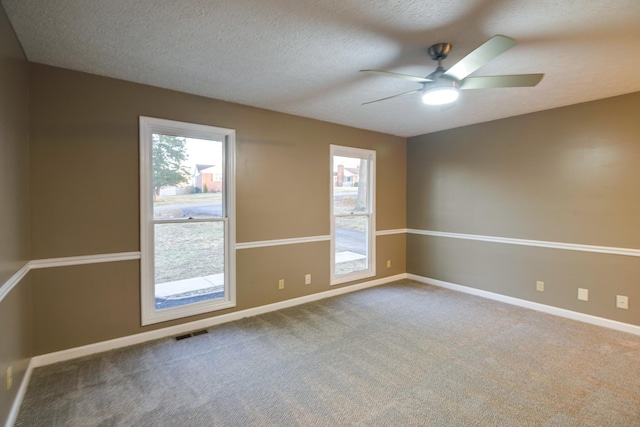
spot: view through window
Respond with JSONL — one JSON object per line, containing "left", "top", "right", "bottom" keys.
{"left": 152, "top": 135, "right": 225, "bottom": 309}
{"left": 331, "top": 145, "right": 376, "bottom": 284}
{"left": 140, "top": 117, "right": 235, "bottom": 325}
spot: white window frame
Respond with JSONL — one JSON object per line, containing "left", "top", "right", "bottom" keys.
{"left": 330, "top": 145, "right": 376, "bottom": 285}
{"left": 139, "top": 116, "right": 236, "bottom": 325}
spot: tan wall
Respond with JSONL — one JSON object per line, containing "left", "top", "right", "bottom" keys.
{"left": 0, "top": 4, "right": 32, "bottom": 423}
{"left": 28, "top": 64, "right": 407, "bottom": 354}
{"left": 0, "top": 275, "right": 32, "bottom": 423}
{"left": 407, "top": 92, "right": 640, "bottom": 325}
{"left": 0, "top": 6, "right": 29, "bottom": 286}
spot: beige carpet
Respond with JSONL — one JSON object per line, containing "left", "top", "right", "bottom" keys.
{"left": 16, "top": 280, "right": 640, "bottom": 426}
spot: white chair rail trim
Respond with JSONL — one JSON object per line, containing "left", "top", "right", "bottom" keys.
{"left": 0, "top": 229, "right": 406, "bottom": 304}
{"left": 408, "top": 229, "right": 640, "bottom": 257}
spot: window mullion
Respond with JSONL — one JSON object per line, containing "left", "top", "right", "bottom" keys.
{"left": 334, "top": 213, "right": 370, "bottom": 218}
{"left": 152, "top": 218, "right": 227, "bottom": 225}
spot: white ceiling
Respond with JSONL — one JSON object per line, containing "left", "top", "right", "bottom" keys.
{"left": 3, "top": 0, "right": 640, "bottom": 137}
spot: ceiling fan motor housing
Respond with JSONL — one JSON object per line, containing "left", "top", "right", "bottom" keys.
{"left": 427, "top": 42, "right": 452, "bottom": 61}
{"left": 424, "top": 76, "right": 459, "bottom": 91}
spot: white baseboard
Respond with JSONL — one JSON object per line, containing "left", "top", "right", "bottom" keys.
{"left": 4, "top": 359, "right": 34, "bottom": 427}
{"left": 13, "top": 272, "right": 640, "bottom": 426}
{"left": 407, "top": 274, "right": 640, "bottom": 336}
{"left": 31, "top": 273, "right": 407, "bottom": 368}
{"left": 31, "top": 271, "right": 640, "bottom": 368}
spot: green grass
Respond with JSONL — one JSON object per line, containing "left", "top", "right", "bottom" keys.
{"left": 333, "top": 186, "right": 368, "bottom": 219}
{"left": 154, "top": 222, "right": 225, "bottom": 283}
{"left": 153, "top": 187, "right": 367, "bottom": 283}
{"left": 335, "top": 215, "right": 368, "bottom": 234}
{"left": 154, "top": 193, "right": 225, "bottom": 283}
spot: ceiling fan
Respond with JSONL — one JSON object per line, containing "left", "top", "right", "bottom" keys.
{"left": 360, "top": 35, "right": 543, "bottom": 106}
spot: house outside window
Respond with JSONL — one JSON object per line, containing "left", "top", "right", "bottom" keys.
{"left": 139, "top": 117, "right": 236, "bottom": 325}
{"left": 330, "top": 145, "right": 376, "bottom": 285}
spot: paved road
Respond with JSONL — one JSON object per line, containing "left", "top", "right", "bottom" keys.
{"left": 156, "top": 291, "right": 225, "bottom": 310}
{"left": 335, "top": 227, "right": 366, "bottom": 255}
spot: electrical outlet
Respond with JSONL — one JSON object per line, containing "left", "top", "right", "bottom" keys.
{"left": 6, "top": 366, "right": 12, "bottom": 391}
{"left": 278, "top": 279, "right": 284, "bottom": 290}
{"left": 616, "top": 295, "right": 629, "bottom": 310}
{"left": 386, "top": 260, "right": 391, "bottom": 268}
{"left": 305, "top": 274, "right": 311, "bottom": 285}
{"left": 578, "top": 288, "right": 589, "bottom": 301}
{"left": 536, "top": 281, "right": 544, "bottom": 292}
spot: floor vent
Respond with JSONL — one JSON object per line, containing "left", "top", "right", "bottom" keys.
{"left": 175, "top": 330, "right": 208, "bottom": 341}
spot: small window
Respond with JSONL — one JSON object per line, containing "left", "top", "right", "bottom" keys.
{"left": 140, "top": 117, "right": 235, "bottom": 325}
{"left": 330, "top": 145, "right": 376, "bottom": 284}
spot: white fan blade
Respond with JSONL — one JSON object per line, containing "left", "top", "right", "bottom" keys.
{"left": 362, "top": 89, "right": 422, "bottom": 105}
{"left": 460, "top": 74, "right": 544, "bottom": 89}
{"left": 360, "top": 69, "right": 432, "bottom": 83}
{"left": 444, "top": 35, "right": 517, "bottom": 81}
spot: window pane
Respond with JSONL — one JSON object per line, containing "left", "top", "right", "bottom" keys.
{"left": 333, "top": 155, "right": 368, "bottom": 214}
{"left": 154, "top": 221, "right": 225, "bottom": 310}
{"left": 153, "top": 135, "right": 224, "bottom": 220}
{"left": 335, "top": 215, "right": 369, "bottom": 276}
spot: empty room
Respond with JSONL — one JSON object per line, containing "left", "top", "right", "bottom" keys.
{"left": 1, "top": 0, "right": 639, "bottom": 425}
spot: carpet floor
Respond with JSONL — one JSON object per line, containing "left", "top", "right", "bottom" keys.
{"left": 16, "top": 280, "right": 640, "bottom": 426}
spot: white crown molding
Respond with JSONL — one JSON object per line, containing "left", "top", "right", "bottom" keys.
{"left": 407, "top": 229, "right": 640, "bottom": 257}
{"left": 407, "top": 274, "right": 640, "bottom": 336}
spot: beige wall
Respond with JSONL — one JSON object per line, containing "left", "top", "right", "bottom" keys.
{"left": 0, "top": 6, "right": 29, "bottom": 286}
{"left": 6, "top": 17, "right": 638, "bottom": 421}
{"left": 407, "top": 92, "right": 640, "bottom": 325}
{"left": 28, "top": 64, "right": 407, "bottom": 354}
{"left": 0, "top": 4, "right": 32, "bottom": 423}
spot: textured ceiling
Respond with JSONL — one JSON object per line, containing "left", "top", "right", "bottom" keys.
{"left": 3, "top": 0, "right": 640, "bottom": 137}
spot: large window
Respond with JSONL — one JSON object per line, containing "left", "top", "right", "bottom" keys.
{"left": 330, "top": 145, "right": 376, "bottom": 285}
{"left": 140, "top": 117, "right": 235, "bottom": 325}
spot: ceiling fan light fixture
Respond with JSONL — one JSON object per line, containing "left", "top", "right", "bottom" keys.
{"left": 422, "top": 84, "right": 459, "bottom": 105}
